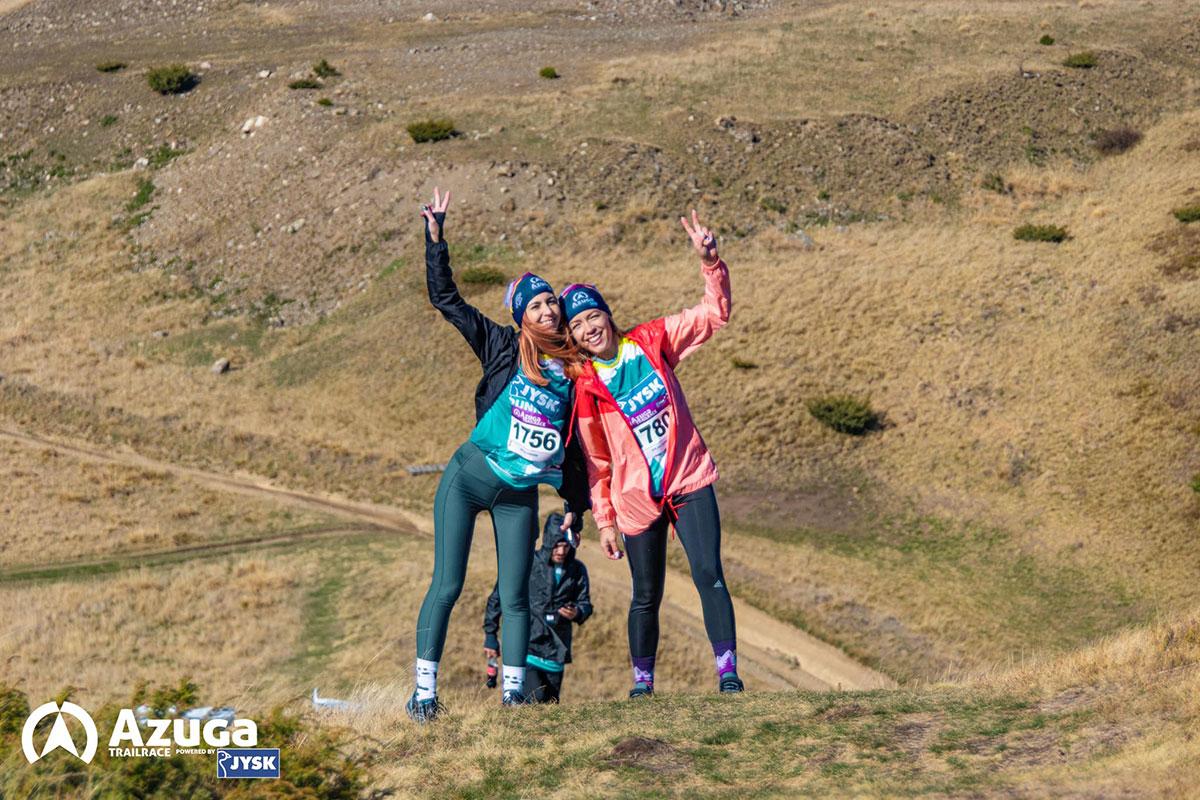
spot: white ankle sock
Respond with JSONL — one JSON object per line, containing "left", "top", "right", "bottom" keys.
{"left": 415, "top": 658, "right": 439, "bottom": 701}
{"left": 502, "top": 665, "right": 525, "bottom": 693}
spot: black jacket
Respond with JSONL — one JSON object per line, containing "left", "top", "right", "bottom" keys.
{"left": 483, "top": 513, "right": 593, "bottom": 665}
{"left": 424, "top": 212, "right": 588, "bottom": 522}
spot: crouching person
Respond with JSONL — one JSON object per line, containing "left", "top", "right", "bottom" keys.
{"left": 483, "top": 512, "right": 592, "bottom": 703}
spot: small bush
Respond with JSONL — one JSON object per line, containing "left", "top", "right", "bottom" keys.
{"left": 807, "top": 395, "right": 877, "bottom": 435}
{"left": 146, "top": 64, "right": 197, "bottom": 94}
{"left": 289, "top": 77, "right": 322, "bottom": 90}
{"left": 148, "top": 143, "right": 185, "bottom": 168}
{"left": 312, "top": 58, "right": 340, "bottom": 78}
{"left": 817, "top": 188, "right": 831, "bottom": 201}
{"left": 731, "top": 357, "right": 758, "bottom": 370}
{"left": 539, "top": 66, "right": 559, "bottom": 79}
{"left": 1173, "top": 205, "right": 1200, "bottom": 224}
{"left": 982, "top": 173, "right": 1010, "bottom": 194}
{"left": 1014, "top": 223, "right": 1069, "bottom": 243}
{"left": 126, "top": 178, "right": 154, "bottom": 212}
{"left": 1038, "top": 34, "right": 1055, "bottom": 46}
{"left": 100, "top": 114, "right": 119, "bottom": 127}
{"left": 1191, "top": 474, "right": 1200, "bottom": 495}
{"left": 461, "top": 266, "right": 507, "bottom": 286}
{"left": 96, "top": 60, "right": 127, "bottom": 72}
{"left": 759, "top": 196, "right": 787, "bottom": 214}
{"left": 317, "top": 97, "right": 333, "bottom": 106}
{"left": 1063, "top": 51, "right": 1097, "bottom": 69}
{"left": 407, "top": 118, "right": 456, "bottom": 143}
{"left": 1092, "top": 127, "right": 1142, "bottom": 156}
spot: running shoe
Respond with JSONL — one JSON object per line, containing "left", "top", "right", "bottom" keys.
{"left": 628, "top": 681, "right": 655, "bottom": 699}
{"left": 719, "top": 673, "right": 745, "bottom": 693}
{"left": 501, "top": 689, "right": 528, "bottom": 706}
{"left": 406, "top": 690, "right": 444, "bottom": 723}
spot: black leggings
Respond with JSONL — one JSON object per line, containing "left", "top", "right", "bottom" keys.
{"left": 524, "top": 667, "right": 564, "bottom": 703}
{"left": 624, "top": 484, "right": 736, "bottom": 660}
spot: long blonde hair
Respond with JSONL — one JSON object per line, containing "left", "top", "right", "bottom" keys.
{"left": 519, "top": 321, "right": 586, "bottom": 385}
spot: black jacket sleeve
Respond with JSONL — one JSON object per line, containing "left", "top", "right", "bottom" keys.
{"left": 482, "top": 582, "right": 502, "bottom": 650}
{"left": 425, "top": 211, "right": 509, "bottom": 366}
{"left": 571, "top": 563, "right": 592, "bottom": 625}
{"left": 556, "top": 425, "right": 591, "bottom": 533}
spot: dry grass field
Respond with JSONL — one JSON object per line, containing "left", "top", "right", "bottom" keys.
{"left": 2, "top": 0, "right": 1200, "bottom": 795}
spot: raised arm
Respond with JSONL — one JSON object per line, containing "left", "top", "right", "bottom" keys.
{"left": 662, "top": 209, "right": 731, "bottom": 367}
{"left": 422, "top": 188, "right": 508, "bottom": 365}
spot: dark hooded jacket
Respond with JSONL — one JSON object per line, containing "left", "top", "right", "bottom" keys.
{"left": 483, "top": 513, "right": 593, "bottom": 665}
{"left": 425, "top": 211, "right": 588, "bottom": 525}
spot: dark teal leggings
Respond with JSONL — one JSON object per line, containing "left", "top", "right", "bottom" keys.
{"left": 416, "top": 441, "right": 538, "bottom": 668}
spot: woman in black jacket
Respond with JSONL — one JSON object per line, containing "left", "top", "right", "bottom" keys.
{"left": 409, "top": 188, "right": 589, "bottom": 722}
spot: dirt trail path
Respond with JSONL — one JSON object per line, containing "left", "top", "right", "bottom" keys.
{"left": 0, "top": 426, "right": 895, "bottom": 691}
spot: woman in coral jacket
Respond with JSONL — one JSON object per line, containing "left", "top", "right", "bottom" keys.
{"left": 561, "top": 210, "right": 742, "bottom": 698}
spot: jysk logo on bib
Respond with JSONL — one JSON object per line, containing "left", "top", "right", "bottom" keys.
{"left": 218, "top": 748, "right": 280, "bottom": 779}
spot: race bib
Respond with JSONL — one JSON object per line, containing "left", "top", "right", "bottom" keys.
{"left": 621, "top": 373, "right": 672, "bottom": 463}
{"left": 507, "top": 405, "right": 561, "bottom": 463}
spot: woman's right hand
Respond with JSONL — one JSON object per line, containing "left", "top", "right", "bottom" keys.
{"left": 599, "top": 526, "right": 624, "bottom": 560}
{"left": 420, "top": 186, "right": 451, "bottom": 243}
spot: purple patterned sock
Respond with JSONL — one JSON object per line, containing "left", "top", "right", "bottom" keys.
{"left": 712, "top": 640, "right": 737, "bottom": 676}
{"left": 632, "top": 656, "right": 655, "bottom": 687}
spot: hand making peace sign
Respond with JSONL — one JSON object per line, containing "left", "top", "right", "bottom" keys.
{"left": 680, "top": 208, "right": 719, "bottom": 267}
{"left": 420, "top": 186, "right": 452, "bottom": 243}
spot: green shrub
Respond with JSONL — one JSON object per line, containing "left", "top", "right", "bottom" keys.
{"left": 146, "top": 64, "right": 196, "bottom": 94}
{"left": 148, "top": 143, "right": 185, "bottom": 168}
{"left": 317, "top": 97, "right": 333, "bottom": 106}
{"left": 289, "top": 77, "right": 322, "bottom": 89}
{"left": 1191, "top": 474, "right": 1200, "bottom": 495}
{"left": 1173, "top": 205, "right": 1200, "bottom": 224}
{"left": 1092, "top": 127, "right": 1142, "bottom": 156}
{"left": 539, "top": 66, "right": 559, "bottom": 79}
{"left": 100, "top": 114, "right": 119, "bottom": 127}
{"left": 0, "top": 684, "right": 29, "bottom": 737}
{"left": 1013, "top": 223, "right": 1069, "bottom": 243}
{"left": 1063, "top": 51, "right": 1097, "bottom": 69}
{"left": 461, "top": 266, "right": 507, "bottom": 286}
{"left": 126, "top": 178, "right": 154, "bottom": 212}
{"left": 312, "top": 58, "right": 340, "bottom": 78}
{"left": 759, "top": 196, "right": 787, "bottom": 214}
{"left": 96, "top": 60, "right": 127, "bottom": 72}
{"left": 807, "top": 395, "right": 877, "bottom": 435}
{"left": 407, "top": 118, "right": 456, "bottom": 143}
{"left": 982, "top": 173, "right": 1010, "bottom": 194}
{"left": 817, "top": 188, "right": 831, "bottom": 201}
{"left": 1038, "top": 34, "right": 1055, "bottom": 46}
{"left": 731, "top": 357, "right": 758, "bottom": 370}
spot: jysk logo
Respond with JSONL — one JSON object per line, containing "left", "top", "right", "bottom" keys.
{"left": 22, "top": 702, "right": 98, "bottom": 764}
{"left": 217, "top": 748, "right": 280, "bottom": 779}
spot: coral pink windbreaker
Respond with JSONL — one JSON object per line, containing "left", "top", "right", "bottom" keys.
{"left": 572, "top": 258, "right": 731, "bottom": 535}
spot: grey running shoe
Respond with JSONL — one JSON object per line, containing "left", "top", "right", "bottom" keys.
{"left": 628, "top": 681, "right": 655, "bottom": 699}
{"left": 406, "top": 690, "right": 444, "bottom": 723}
{"left": 719, "top": 673, "right": 745, "bottom": 693}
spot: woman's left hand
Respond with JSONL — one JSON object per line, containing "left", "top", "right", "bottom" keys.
{"left": 680, "top": 208, "right": 719, "bottom": 267}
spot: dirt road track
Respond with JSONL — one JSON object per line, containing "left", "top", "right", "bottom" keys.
{"left": 0, "top": 426, "right": 895, "bottom": 691}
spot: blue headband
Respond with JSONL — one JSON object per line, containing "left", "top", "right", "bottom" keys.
{"left": 504, "top": 272, "right": 554, "bottom": 326}
{"left": 559, "top": 283, "right": 610, "bottom": 323}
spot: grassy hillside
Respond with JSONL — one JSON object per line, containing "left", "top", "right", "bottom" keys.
{"left": 2, "top": 0, "right": 1200, "bottom": 794}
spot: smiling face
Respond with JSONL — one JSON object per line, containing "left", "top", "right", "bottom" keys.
{"left": 522, "top": 291, "right": 562, "bottom": 330}
{"left": 568, "top": 308, "right": 617, "bottom": 359}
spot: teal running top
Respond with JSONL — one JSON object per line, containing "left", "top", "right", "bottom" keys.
{"left": 592, "top": 338, "right": 672, "bottom": 497}
{"left": 526, "top": 653, "right": 565, "bottom": 673}
{"left": 470, "top": 357, "right": 572, "bottom": 489}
